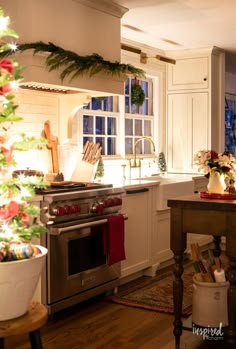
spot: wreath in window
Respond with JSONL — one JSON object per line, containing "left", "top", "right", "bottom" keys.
{"left": 131, "top": 83, "right": 145, "bottom": 107}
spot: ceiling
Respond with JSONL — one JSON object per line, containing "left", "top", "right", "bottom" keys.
{"left": 113, "top": 0, "right": 236, "bottom": 70}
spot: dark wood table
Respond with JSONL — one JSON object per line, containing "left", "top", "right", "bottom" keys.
{"left": 168, "top": 194, "right": 236, "bottom": 349}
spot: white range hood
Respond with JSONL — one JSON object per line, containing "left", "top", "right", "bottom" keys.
{"left": 16, "top": 51, "right": 127, "bottom": 97}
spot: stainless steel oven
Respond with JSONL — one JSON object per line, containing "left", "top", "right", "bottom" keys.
{"left": 38, "top": 183, "right": 125, "bottom": 315}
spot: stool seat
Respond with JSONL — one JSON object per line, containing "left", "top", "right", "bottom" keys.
{"left": 0, "top": 302, "right": 48, "bottom": 349}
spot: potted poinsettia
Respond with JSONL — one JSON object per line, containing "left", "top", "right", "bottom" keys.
{"left": 0, "top": 7, "right": 49, "bottom": 321}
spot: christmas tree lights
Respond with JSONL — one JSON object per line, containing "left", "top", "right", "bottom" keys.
{"left": 0, "top": 7, "right": 49, "bottom": 261}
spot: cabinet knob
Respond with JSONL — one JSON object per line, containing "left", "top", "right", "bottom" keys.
{"left": 203, "top": 77, "right": 207, "bottom": 81}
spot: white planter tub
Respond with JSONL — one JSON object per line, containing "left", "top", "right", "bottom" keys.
{"left": 0, "top": 245, "right": 47, "bottom": 321}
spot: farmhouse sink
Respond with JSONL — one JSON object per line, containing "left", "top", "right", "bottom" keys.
{"left": 156, "top": 179, "right": 194, "bottom": 210}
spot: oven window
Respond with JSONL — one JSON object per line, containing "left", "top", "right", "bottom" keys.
{"left": 68, "top": 227, "right": 106, "bottom": 275}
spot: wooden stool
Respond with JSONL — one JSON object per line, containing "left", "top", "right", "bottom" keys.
{"left": 0, "top": 302, "right": 48, "bottom": 349}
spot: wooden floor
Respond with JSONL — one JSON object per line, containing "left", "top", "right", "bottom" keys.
{"left": 3, "top": 293, "right": 232, "bottom": 349}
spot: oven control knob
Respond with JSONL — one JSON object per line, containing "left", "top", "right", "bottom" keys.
{"left": 74, "top": 204, "right": 81, "bottom": 213}
{"left": 56, "top": 206, "right": 65, "bottom": 216}
{"left": 91, "top": 202, "right": 103, "bottom": 214}
{"left": 103, "top": 199, "right": 110, "bottom": 208}
{"left": 64, "top": 205, "right": 74, "bottom": 214}
{"left": 114, "top": 197, "right": 122, "bottom": 206}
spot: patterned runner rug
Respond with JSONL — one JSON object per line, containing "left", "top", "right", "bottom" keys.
{"left": 110, "top": 263, "right": 195, "bottom": 317}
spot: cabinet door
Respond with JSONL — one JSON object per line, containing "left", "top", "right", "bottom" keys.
{"left": 168, "top": 57, "right": 208, "bottom": 90}
{"left": 121, "top": 188, "right": 151, "bottom": 277}
{"left": 167, "top": 92, "right": 208, "bottom": 173}
{"left": 152, "top": 209, "right": 173, "bottom": 263}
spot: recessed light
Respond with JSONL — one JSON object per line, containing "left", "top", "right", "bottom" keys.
{"left": 160, "top": 38, "right": 182, "bottom": 46}
{"left": 122, "top": 23, "right": 144, "bottom": 33}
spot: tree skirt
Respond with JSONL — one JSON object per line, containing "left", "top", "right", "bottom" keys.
{"left": 110, "top": 264, "right": 195, "bottom": 317}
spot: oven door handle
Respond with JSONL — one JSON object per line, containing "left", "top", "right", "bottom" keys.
{"left": 49, "top": 214, "right": 128, "bottom": 235}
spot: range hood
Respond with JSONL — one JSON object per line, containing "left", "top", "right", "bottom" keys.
{"left": 16, "top": 52, "right": 127, "bottom": 97}
{"left": 3, "top": 0, "right": 129, "bottom": 96}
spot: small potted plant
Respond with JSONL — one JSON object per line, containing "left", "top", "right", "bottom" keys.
{"left": 0, "top": 6, "right": 49, "bottom": 321}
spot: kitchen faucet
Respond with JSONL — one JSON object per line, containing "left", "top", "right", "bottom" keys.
{"left": 130, "top": 136, "right": 156, "bottom": 168}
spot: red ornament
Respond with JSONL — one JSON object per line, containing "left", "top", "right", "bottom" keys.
{"left": 0, "top": 59, "right": 14, "bottom": 74}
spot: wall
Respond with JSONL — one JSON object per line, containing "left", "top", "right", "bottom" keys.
{"left": 11, "top": 89, "right": 74, "bottom": 177}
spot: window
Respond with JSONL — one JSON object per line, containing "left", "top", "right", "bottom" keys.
{"left": 82, "top": 97, "right": 119, "bottom": 155}
{"left": 125, "top": 77, "right": 154, "bottom": 155}
{"left": 80, "top": 77, "right": 155, "bottom": 157}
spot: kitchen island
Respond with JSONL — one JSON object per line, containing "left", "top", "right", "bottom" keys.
{"left": 168, "top": 194, "right": 236, "bottom": 349}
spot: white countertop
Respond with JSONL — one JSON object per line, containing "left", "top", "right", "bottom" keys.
{"left": 103, "top": 173, "right": 203, "bottom": 190}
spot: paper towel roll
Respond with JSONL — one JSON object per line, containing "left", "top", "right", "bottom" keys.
{"left": 214, "top": 269, "right": 226, "bottom": 282}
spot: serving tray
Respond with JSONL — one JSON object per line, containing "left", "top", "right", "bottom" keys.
{"left": 200, "top": 192, "right": 236, "bottom": 200}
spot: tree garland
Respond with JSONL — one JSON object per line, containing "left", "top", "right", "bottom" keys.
{"left": 1, "top": 41, "right": 145, "bottom": 81}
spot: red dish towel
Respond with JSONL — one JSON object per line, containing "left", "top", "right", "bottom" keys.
{"left": 103, "top": 215, "right": 126, "bottom": 266}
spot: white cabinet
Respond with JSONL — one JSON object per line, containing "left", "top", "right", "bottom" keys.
{"left": 168, "top": 57, "right": 209, "bottom": 90}
{"left": 152, "top": 209, "right": 173, "bottom": 263}
{"left": 121, "top": 186, "right": 153, "bottom": 278}
{"left": 166, "top": 47, "right": 225, "bottom": 174}
{"left": 167, "top": 92, "right": 208, "bottom": 173}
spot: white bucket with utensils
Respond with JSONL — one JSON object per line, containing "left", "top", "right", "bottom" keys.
{"left": 192, "top": 275, "right": 229, "bottom": 327}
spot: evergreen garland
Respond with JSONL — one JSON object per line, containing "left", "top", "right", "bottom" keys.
{"left": 1, "top": 41, "right": 145, "bottom": 81}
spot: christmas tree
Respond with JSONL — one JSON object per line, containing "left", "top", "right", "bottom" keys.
{"left": 95, "top": 156, "right": 104, "bottom": 179}
{"left": 0, "top": 7, "right": 49, "bottom": 261}
{"left": 158, "top": 152, "right": 167, "bottom": 173}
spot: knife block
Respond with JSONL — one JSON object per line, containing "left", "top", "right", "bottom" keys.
{"left": 70, "top": 153, "right": 99, "bottom": 182}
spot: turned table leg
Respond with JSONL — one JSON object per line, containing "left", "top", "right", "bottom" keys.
{"left": 225, "top": 259, "right": 236, "bottom": 343}
{"left": 225, "top": 232, "right": 236, "bottom": 344}
{"left": 212, "top": 235, "right": 222, "bottom": 258}
{"left": 173, "top": 254, "right": 185, "bottom": 349}
{"left": 170, "top": 205, "right": 187, "bottom": 349}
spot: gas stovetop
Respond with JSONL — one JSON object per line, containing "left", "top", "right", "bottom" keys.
{"left": 36, "top": 181, "right": 113, "bottom": 195}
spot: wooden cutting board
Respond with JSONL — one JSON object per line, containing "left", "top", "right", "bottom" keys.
{"left": 44, "top": 120, "right": 59, "bottom": 174}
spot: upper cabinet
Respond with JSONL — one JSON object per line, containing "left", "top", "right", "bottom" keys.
{"left": 166, "top": 47, "right": 225, "bottom": 174}
{"left": 168, "top": 57, "right": 209, "bottom": 90}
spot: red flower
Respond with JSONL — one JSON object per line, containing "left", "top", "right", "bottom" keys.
{"left": 210, "top": 150, "right": 218, "bottom": 160}
{"left": 0, "top": 59, "right": 14, "bottom": 74}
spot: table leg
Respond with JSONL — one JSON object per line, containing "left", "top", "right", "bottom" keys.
{"left": 225, "top": 257, "right": 236, "bottom": 343}
{"left": 170, "top": 207, "right": 187, "bottom": 349}
{"left": 212, "top": 235, "right": 221, "bottom": 257}
{"left": 29, "top": 329, "right": 43, "bottom": 349}
{"left": 0, "top": 338, "right": 4, "bottom": 349}
{"left": 173, "top": 253, "right": 185, "bottom": 349}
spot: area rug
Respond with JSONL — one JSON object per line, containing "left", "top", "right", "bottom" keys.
{"left": 110, "top": 263, "right": 195, "bottom": 317}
